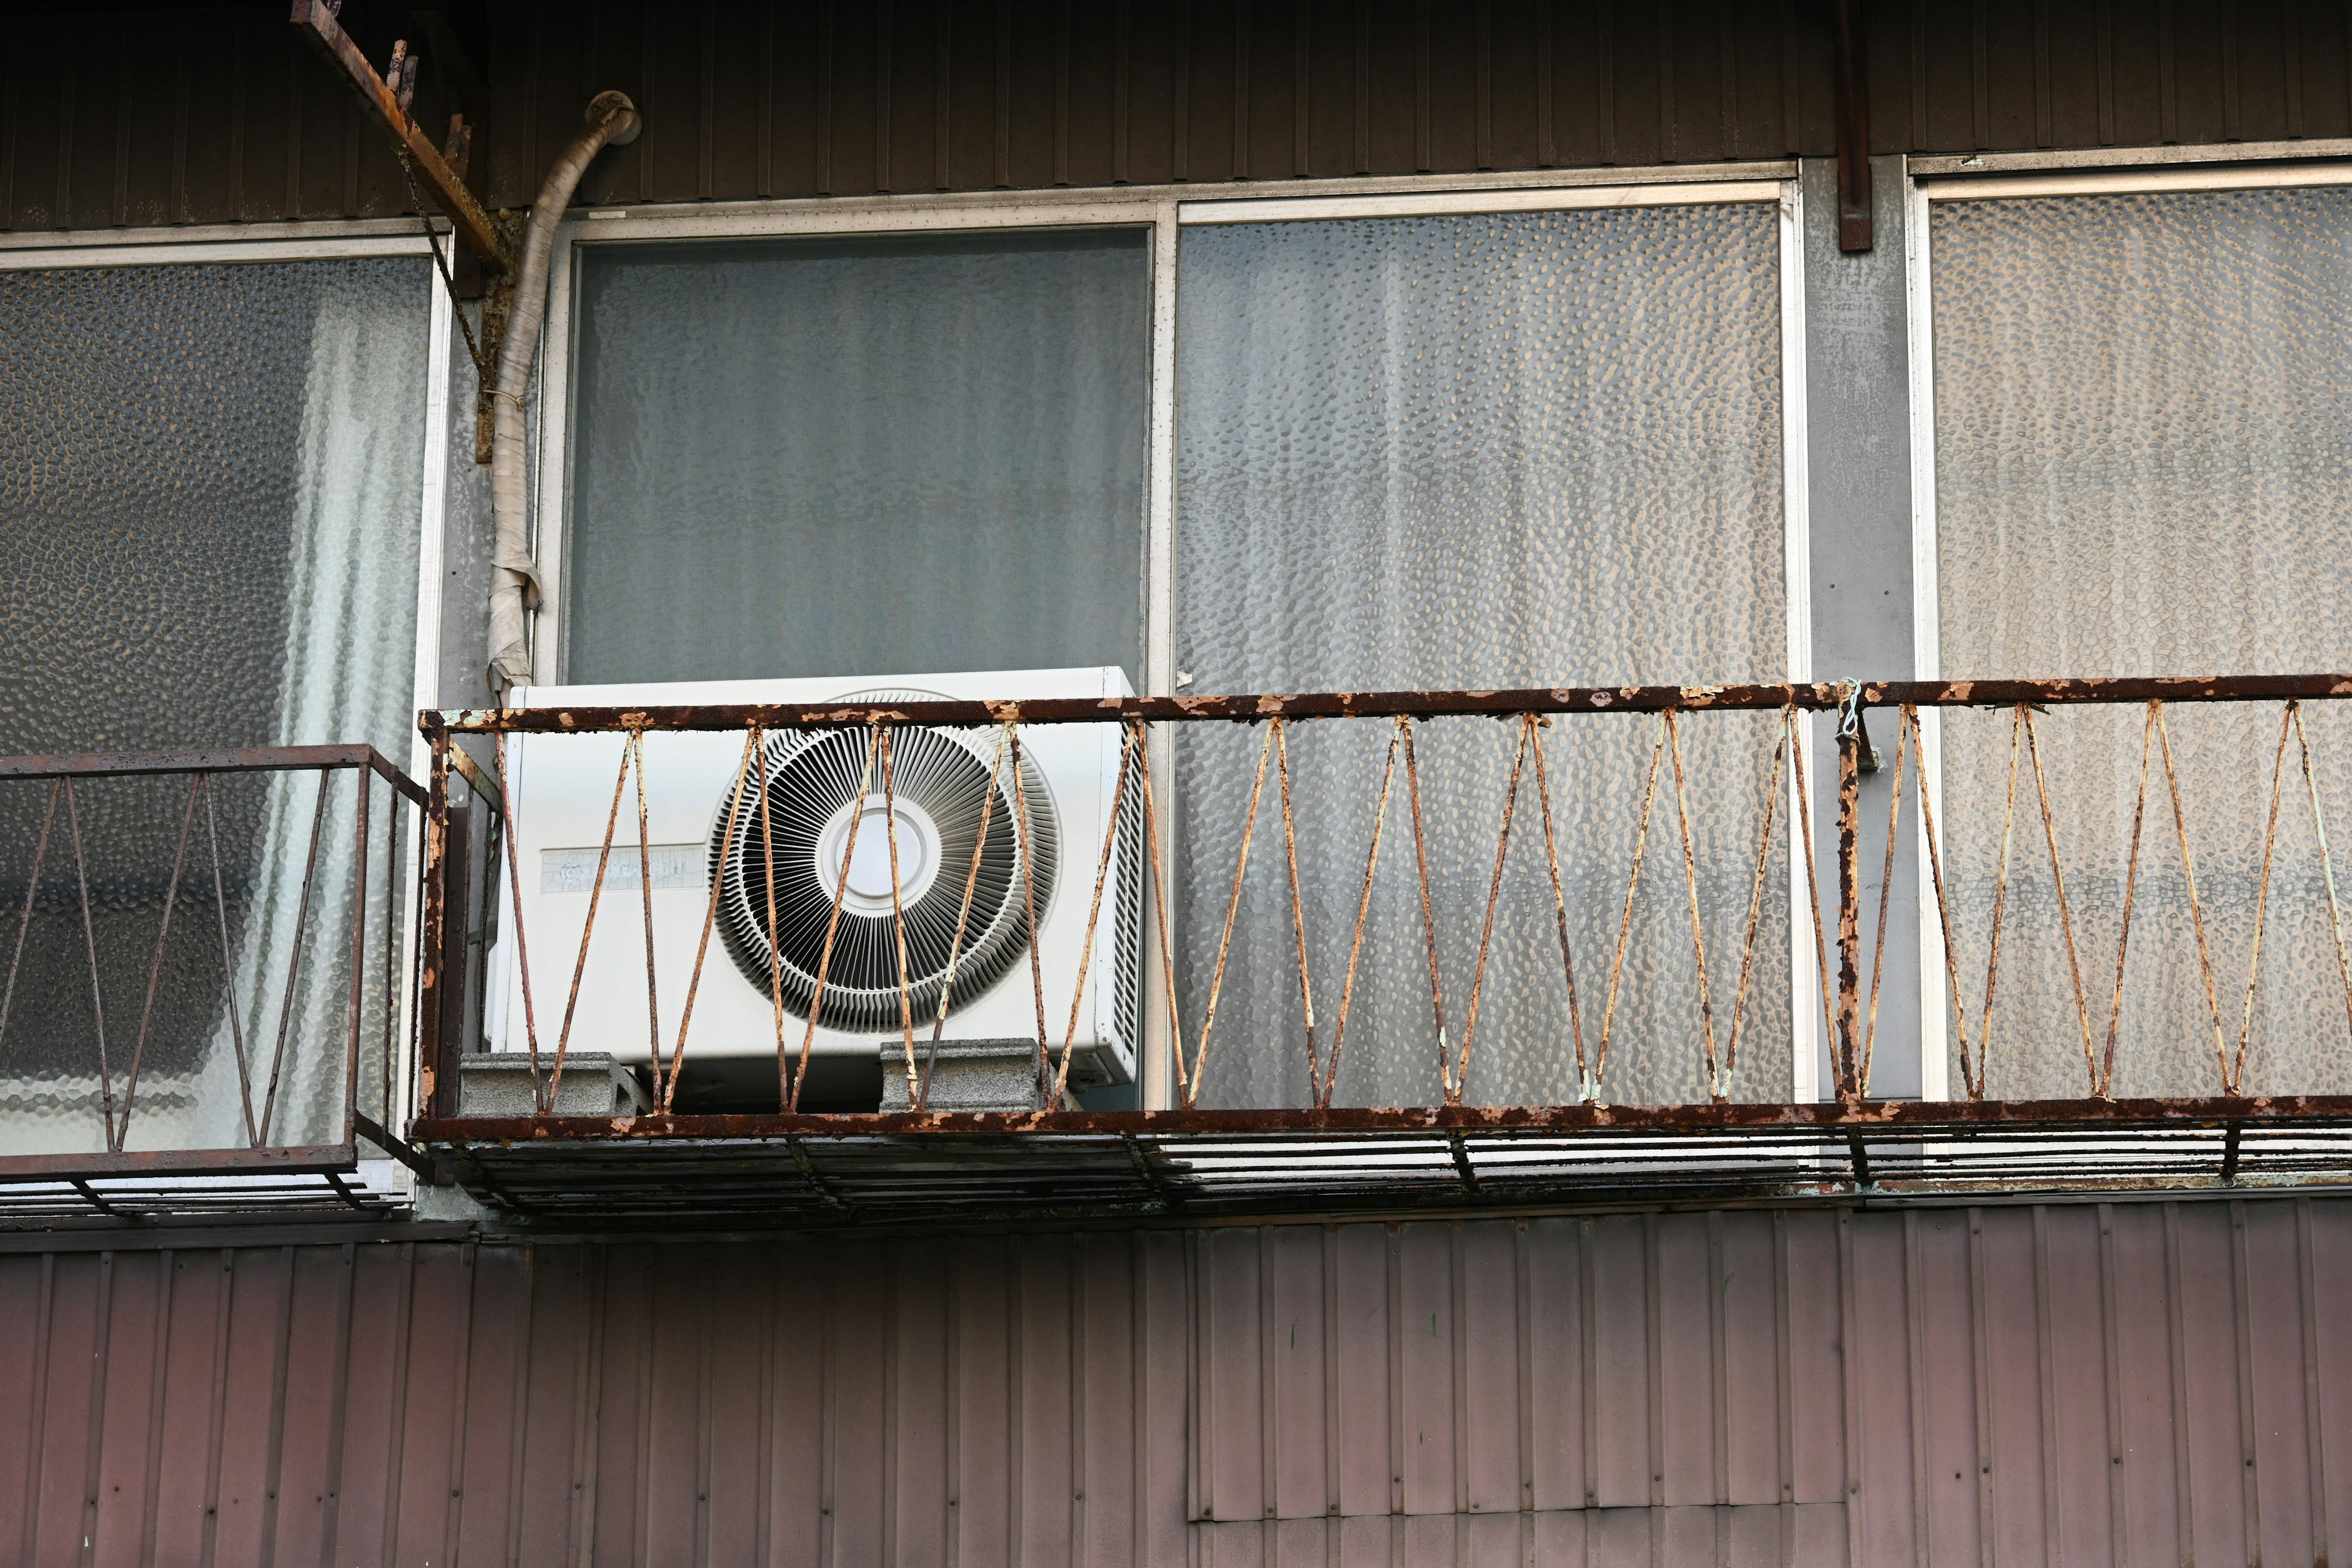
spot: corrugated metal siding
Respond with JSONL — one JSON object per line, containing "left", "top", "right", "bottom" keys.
{"left": 1, "top": 1198, "right": 2348, "bottom": 1565}
{"left": 6, "top": 2, "right": 2352, "bottom": 235}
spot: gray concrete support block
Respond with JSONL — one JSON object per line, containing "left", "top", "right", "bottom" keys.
{"left": 878, "top": 1040, "right": 1049, "bottom": 1113}
{"left": 456, "top": 1052, "right": 652, "bottom": 1118}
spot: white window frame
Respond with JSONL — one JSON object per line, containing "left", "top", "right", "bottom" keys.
{"left": 531, "top": 165, "right": 1812, "bottom": 1107}
{"left": 0, "top": 218, "right": 454, "bottom": 1163}
{"left": 1904, "top": 153, "right": 2352, "bottom": 1101}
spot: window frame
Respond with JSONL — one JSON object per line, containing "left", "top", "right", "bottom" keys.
{"left": 1903, "top": 155, "right": 2352, "bottom": 1100}
{"left": 0, "top": 217, "right": 456, "bottom": 1159}
{"left": 533, "top": 166, "right": 1813, "bottom": 1108}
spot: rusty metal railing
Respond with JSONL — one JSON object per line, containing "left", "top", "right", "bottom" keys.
{"left": 0, "top": 744, "right": 431, "bottom": 1211}
{"left": 413, "top": 673, "right": 2352, "bottom": 1133}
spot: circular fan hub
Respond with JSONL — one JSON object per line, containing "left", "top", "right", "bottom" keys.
{"left": 819, "top": 796, "right": 940, "bottom": 914}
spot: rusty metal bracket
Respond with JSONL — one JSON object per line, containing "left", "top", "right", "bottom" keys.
{"left": 289, "top": 0, "right": 513, "bottom": 275}
{"left": 1831, "top": 0, "right": 1872, "bottom": 252}
{"left": 353, "top": 1111, "right": 437, "bottom": 1183}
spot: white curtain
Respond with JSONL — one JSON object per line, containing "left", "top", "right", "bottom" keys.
{"left": 1172, "top": 204, "right": 1792, "bottom": 1109}
{"left": 170, "top": 276, "right": 431, "bottom": 1151}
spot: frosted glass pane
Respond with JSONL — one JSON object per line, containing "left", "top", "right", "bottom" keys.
{"left": 0, "top": 258, "right": 429, "bottom": 1152}
{"left": 1175, "top": 205, "right": 1789, "bottom": 1109}
{"left": 1931, "top": 188, "right": 2352, "bottom": 1098}
{"left": 566, "top": 229, "right": 1148, "bottom": 685}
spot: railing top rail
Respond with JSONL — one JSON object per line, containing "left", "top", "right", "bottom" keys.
{"left": 0, "top": 744, "right": 427, "bottom": 806}
{"left": 423, "top": 673, "right": 2352, "bottom": 735}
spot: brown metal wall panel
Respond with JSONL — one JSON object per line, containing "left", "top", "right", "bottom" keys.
{"left": 1841, "top": 1213, "right": 1913, "bottom": 1568}
{"left": 24, "top": 1255, "right": 96, "bottom": 1568}
{"left": 1651, "top": 1215, "right": 1713, "bottom": 1507}
{"left": 89, "top": 1253, "right": 159, "bottom": 1568}
{"left": 2247, "top": 1200, "right": 2321, "bottom": 1568}
{"left": 1457, "top": 1221, "right": 1519, "bottom": 1516}
{"left": 9, "top": 1198, "right": 2352, "bottom": 1562}
{"left": 1585, "top": 1215, "right": 1648, "bottom": 1510}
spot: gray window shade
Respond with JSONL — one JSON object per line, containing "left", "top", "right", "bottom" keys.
{"left": 0, "top": 258, "right": 430, "bottom": 1152}
{"left": 564, "top": 229, "right": 1150, "bottom": 685}
{"left": 1930, "top": 187, "right": 2352, "bottom": 1098}
{"left": 1174, "top": 205, "right": 1790, "bottom": 1109}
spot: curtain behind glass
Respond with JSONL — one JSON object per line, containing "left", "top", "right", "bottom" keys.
{"left": 1931, "top": 187, "right": 2352, "bottom": 1098}
{"left": 565, "top": 229, "right": 1148, "bottom": 685}
{"left": 1175, "top": 205, "right": 1790, "bottom": 1109}
{"left": 0, "top": 258, "right": 429, "bottom": 1153}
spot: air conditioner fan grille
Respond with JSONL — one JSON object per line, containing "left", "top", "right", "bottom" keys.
{"left": 713, "top": 724, "right": 1057, "bottom": 1035}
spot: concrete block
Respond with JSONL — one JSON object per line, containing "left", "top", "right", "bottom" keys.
{"left": 456, "top": 1052, "right": 650, "bottom": 1118}
{"left": 878, "top": 1039, "right": 1048, "bottom": 1113}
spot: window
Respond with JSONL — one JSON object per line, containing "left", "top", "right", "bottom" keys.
{"left": 557, "top": 227, "right": 1152, "bottom": 686}
{"left": 0, "top": 244, "right": 442, "bottom": 1152}
{"left": 1915, "top": 170, "right": 2352, "bottom": 1098}
{"left": 1172, "top": 190, "right": 1803, "bottom": 1107}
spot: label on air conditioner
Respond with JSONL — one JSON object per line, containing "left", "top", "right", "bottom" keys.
{"left": 539, "top": 844, "right": 704, "bottom": 894}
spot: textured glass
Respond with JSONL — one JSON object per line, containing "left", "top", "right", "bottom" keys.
{"left": 566, "top": 230, "right": 1149, "bottom": 685}
{"left": 1931, "top": 189, "right": 2352, "bottom": 1099}
{"left": 1175, "top": 205, "right": 1789, "bottom": 1109}
{"left": 0, "top": 258, "right": 430, "bottom": 1153}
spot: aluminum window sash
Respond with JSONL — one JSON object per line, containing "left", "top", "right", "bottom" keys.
{"left": 1177, "top": 179, "right": 1785, "bottom": 224}
{"left": 1778, "top": 178, "right": 1820, "bottom": 1105}
{"left": 1921, "top": 162, "right": 2352, "bottom": 202}
{"left": 1905, "top": 165, "right": 1950, "bottom": 1103}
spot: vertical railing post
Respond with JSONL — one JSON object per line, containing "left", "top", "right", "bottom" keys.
{"left": 344, "top": 767, "right": 372, "bottom": 1148}
{"left": 1834, "top": 704, "right": 1864, "bottom": 1104}
{"left": 416, "top": 724, "right": 451, "bottom": 1129}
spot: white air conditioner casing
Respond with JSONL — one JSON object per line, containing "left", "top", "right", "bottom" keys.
{"left": 486, "top": 668, "right": 1142, "bottom": 1091}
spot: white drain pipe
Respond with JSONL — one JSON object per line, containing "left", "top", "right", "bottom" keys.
{"left": 487, "top": 89, "right": 639, "bottom": 692}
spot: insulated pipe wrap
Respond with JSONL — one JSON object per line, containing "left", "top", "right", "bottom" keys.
{"left": 488, "top": 90, "right": 639, "bottom": 691}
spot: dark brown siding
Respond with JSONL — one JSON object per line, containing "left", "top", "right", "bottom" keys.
{"left": 5, "top": 1, "right": 2352, "bottom": 235}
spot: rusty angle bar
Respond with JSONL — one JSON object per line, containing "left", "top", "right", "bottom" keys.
{"left": 289, "top": 0, "right": 513, "bottom": 272}
{"left": 427, "top": 672, "right": 2352, "bottom": 735}
{"left": 0, "top": 1144, "right": 360, "bottom": 1182}
{"left": 409, "top": 1093, "right": 2352, "bottom": 1144}
{"left": 0, "top": 744, "right": 426, "bottom": 807}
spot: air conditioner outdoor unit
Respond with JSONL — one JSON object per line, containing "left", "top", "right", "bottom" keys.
{"left": 485, "top": 668, "right": 1142, "bottom": 1106}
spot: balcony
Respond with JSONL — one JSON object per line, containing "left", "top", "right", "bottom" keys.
{"left": 0, "top": 744, "right": 432, "bottom": 1223}
{"left": 394, "top": 675, "right": 2352, "bottom": 1225}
